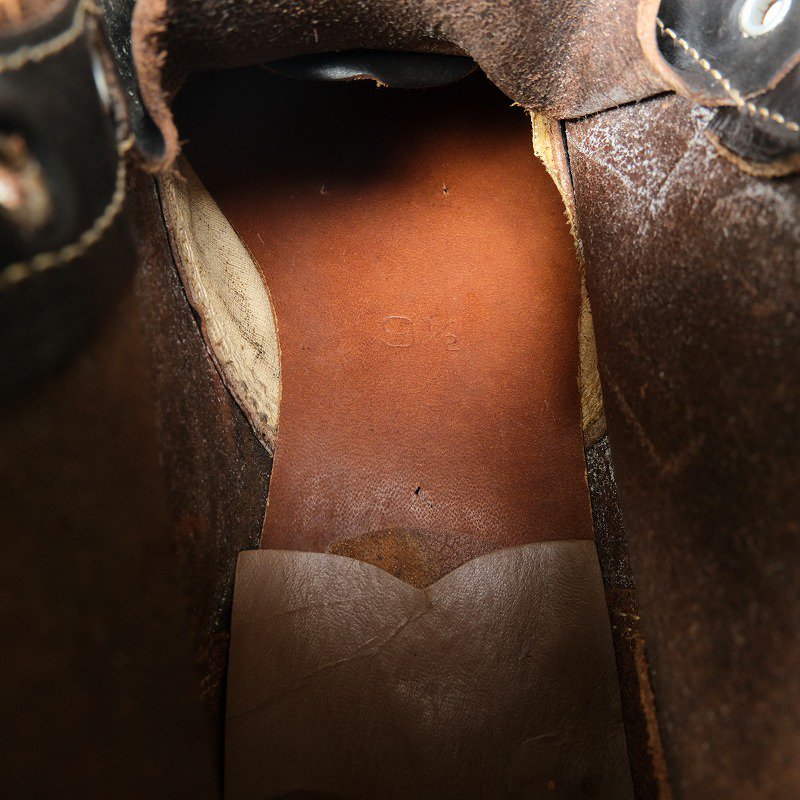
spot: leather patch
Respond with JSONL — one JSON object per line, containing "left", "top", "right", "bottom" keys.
{"left": 226, "top": 542, "right": 634, "bottom": 799}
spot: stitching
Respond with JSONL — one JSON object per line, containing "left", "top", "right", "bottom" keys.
{"left": 160, "top": 171, "right": 280, "bottom": 451}
{"left": 657, "top": 17, "right": 800, "bottom": 133}
{"left": 0, "top": 0, "right": 96, "bottom": 74}
{"left": 0, "top": 136, "right": 133, "bottom": 290}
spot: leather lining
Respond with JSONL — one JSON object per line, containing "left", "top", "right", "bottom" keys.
{"left": 176, "top": 70, "right": 595, "bottom": 585}
{"left": 170, "top": 67, "right": 634, "bottom": 797}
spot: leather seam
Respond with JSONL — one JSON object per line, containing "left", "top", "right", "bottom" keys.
{"left": 0, "top": 0, "right": 96, "bottom": 74}
{"left": 0, "top": 135, "right": 132, "bottom": 289}
{"left": 657, "top": 17, "right": 800, "bottom": 134}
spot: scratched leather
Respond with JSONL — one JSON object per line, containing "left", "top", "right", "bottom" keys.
{"left": 226, "top": 542, "right": 634, "bottom": 799}
{"left": 567, "top": 94, "right": 800, "bottom": 799}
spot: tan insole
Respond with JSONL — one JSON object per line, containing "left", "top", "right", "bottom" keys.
{"left": 176, "top": 69, "right": 593, "bottom": 586}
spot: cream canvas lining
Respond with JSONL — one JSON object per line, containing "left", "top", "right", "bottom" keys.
{"left": 529, "top": 112, "right": 606, "bottom": 446}
{"left": 158, "top": 158, "right": 281, "bottom": 451}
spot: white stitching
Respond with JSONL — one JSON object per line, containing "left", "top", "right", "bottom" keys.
{"left": 657, "top": 17, "right": 800, "bottom": 133}
{"left": 0, "top": 0, "right": 96, "bottom": 74}
{"left": 0, "top": 136, "right": 133, "bottom": 290}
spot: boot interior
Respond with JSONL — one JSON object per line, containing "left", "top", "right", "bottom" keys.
{"left": 5, "top": 1, "right": 798, "bottom": 795}
{"left": 161, "top": 65, "right": 633, "bottom": 797}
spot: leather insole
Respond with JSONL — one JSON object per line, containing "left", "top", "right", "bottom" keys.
{"left": 225, "top": 543, "right": 634, "bottom": 800}
{"left": 176, "top": 69, "right": 593, "bottom": 586}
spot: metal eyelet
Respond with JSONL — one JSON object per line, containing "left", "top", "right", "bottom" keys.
{"left": 739, "top": 0, "right": 793, "bottom": 37}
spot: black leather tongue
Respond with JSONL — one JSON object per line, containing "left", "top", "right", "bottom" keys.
{"left": 267, "top": 50, "right": 476, "bottom": 89}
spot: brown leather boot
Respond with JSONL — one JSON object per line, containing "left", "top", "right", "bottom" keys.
{"left": 2, "top": 1, "right": 799, "bottom": 798}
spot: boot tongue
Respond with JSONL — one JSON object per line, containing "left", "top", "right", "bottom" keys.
{"left": 267, "top": 50, "right": 475, "bottom": 89}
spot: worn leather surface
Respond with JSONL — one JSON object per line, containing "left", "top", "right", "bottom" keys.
{"left": 0, "top": 278, "right": 218, "bottom": 798}
{"left": 567, "top": 93, "right": 800, "bottom": 799}
{"left": 526, "top": 114, "right": 666, "bottom": 798}
{"left": 133, "top": 0, "right": 666, "bottom": 168}
{"left": 177, "top": 70, "right": 594, "bottom": 585}
{"left": 131, "top": 170, "right": 273, "bottom": 753}
{"left": 226, "top": 543, "right": 633, "bottom": 800}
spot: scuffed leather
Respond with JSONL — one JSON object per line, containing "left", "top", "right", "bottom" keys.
{"left": 567, "top": 94, "right": 800, "bottom": 799}
{"left": 226, "top": 542, "right": 634, "bottom": 800}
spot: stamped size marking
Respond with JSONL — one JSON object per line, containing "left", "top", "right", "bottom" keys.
{"left": 427, "top": 316, "right": 460, "bottom": 351}
{"left": 381, "top": 315, "right": 414, "bottom": 347}
{"left": 380, "top": 315, "right": 461, "bottom": 350}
